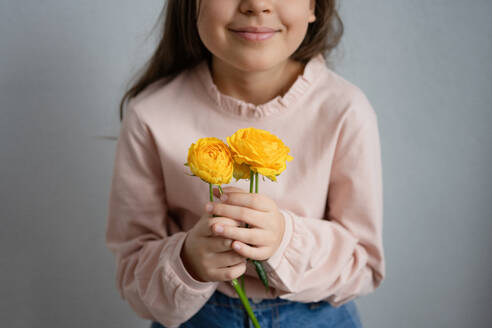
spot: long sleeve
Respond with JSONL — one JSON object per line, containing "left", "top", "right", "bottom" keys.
{"left": 263, "top": 104, "right": 385, "bottom": 307}
{"left": 105, "top": 98, "right": 219, "bottom": 328}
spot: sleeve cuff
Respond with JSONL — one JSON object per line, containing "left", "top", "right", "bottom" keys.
{"left": 265, "top": 209, "right": 294, "bottom": 272}
{"left": 170, "top": 232, "right": 219, "bottom": 292}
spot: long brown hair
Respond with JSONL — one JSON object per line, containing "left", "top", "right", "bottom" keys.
{"left": 119, "top": 0, "right": 344, "bottom": 121}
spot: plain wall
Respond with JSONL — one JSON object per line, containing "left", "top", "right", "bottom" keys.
{"left": 1, "top": 1, "right": 491, "bottom": 327}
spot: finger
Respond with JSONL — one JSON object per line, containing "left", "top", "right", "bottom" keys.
{"left": 205, "top": 216, "right": 241, "bottom": 237}
{"left": 212, "top": 186, "right": 248, "bottom": 199}
{"left": 230, "top": 241, "right": 270, "bottom": 261}
{"left": 211, "top": 202, "right": 264, "bottom": 228}
{"left": 212, "top": 225, "right": 272, "bottom": 247}
{"left": 220, "top": 191, "right": 273, "bottom": 212}
{"left": 207, "top": 236, "right": 234, "bottom": 252}
{"left": 212, "top": 187, "right": 223, "bottom": 199}
{"left": 212, "top": 187, "right": 223, "bottom": 200}
{"left": 214, "top": 250, "right": 246, "bottom": 268}
{"left": 222, "top": 186, "right": 248, "bottom": 193}
{"left": 213, "top": 261, "right": 247, "bottom": 281}
{"left": 213, "top": 188, "right": 219, "bottom": 199}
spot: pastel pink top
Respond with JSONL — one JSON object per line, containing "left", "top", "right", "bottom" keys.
{"left": 106, "top": 53, "right": 385, "bottom": 328}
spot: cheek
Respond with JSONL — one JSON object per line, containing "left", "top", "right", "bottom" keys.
{"left": 196, "top": 5, "right": 230, "bottom": 51}
{"left": 280, "top": 13, "right": 311, "bottom": 48}
{"left": 279, "top": 4, "right": 311, "bottom": 33}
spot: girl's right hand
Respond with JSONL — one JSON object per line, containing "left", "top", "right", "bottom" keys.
{"left": 180, "top": 209, "right": 247, "bottom": 283}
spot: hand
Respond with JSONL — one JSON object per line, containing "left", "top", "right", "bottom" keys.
{"left": 181, "top": 207, "right": 247, "bottom": 283}
{"left": 208, "top": 186, "right": 286, "bottom": 261}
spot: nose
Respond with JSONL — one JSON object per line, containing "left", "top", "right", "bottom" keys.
{"left": 239, "top": 0, "right": 272, "bottom": 15}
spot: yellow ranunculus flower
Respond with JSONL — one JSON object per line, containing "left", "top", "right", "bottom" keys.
{"left": 186, "top": 137, "right": 233, "bottom": 185}
{"left": 227, "top": 128, "right": 294, "bottom": 182}
{"left": 233, "top": 162, "right": 251, "bottom": 182}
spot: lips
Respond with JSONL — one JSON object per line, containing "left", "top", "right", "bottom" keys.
{"left": 231, "top": 26, "right": 279, "bottom": 33}
{"left": 230, "top": 26, "right": 279, "bottom": 41}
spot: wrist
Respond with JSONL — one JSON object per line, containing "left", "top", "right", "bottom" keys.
{"left": 277, "top": 210, "right": 286, "bottom": 249}
{"left": 180, "top": 234, "right": 206, "bottom": 283}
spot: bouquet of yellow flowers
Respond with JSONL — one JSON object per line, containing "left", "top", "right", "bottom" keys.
{"left": 185, "top": 127, "right": 293, "bottom": 328}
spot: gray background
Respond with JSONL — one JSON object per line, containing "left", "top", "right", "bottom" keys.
{"left": 1, "top": 0, "right": 491, "bottom": 327}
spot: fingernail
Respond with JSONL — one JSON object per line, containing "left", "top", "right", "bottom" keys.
{"left": 233, "top": 243, "right": 241, "bottom": 250}
{"left": 215, "top": 224, "right": 224, "bottom": 233}
{"left": 205, "top": 203, "right": 213, "bottom": 212}
{"left": 220, "top": 194, "right": 228, "bottom": 201}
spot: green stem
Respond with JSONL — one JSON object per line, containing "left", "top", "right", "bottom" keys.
{"left": 242, "top": 170, "right": 256, "bottom": 291}
{"left": 230, "top": 279, "right": 261, "bottom": 328}
{"left": 209, "top": 183, "right": 260, "bottom": 328}
{"left": 250, "top": 170, "right": 255, "bottom": 193}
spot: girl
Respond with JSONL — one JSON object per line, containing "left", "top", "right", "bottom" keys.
{"left": 106, "top": 0, "right": 385, "bottom": 327}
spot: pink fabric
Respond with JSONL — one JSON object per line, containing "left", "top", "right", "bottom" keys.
{"left": 105, "top": 53, "right": 385, "bottom": 327}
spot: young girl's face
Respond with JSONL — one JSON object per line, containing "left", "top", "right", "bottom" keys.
{"left": 196, "top": 0, "right": 316, "bottom": 71}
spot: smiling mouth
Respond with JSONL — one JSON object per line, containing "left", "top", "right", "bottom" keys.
{"left": 230, "top": 29, "right": 278, "bottom": 41}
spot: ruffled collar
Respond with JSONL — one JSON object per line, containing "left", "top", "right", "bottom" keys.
{"left": 194, "top": 53, "right": 327, "bottom": 121}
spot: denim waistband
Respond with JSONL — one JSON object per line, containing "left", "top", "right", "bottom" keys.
{"left": 209, "top": 289, "right": 297, "bottom": 310}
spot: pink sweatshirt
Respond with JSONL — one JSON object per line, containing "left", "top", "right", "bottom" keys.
{"left": 106, "top": 53, "right": 385, "bottom": 327}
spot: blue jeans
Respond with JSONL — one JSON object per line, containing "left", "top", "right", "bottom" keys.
{"left": 150, "top": 289, "right": 363, "bottom": 328}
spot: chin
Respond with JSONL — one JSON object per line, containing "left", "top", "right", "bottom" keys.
{"left": 228, "top": 54, "right": 284, "bottom": 73}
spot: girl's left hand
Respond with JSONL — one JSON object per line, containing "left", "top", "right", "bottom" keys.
{"left": 208, "top": 186, "right": 285, "bottom": 261}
